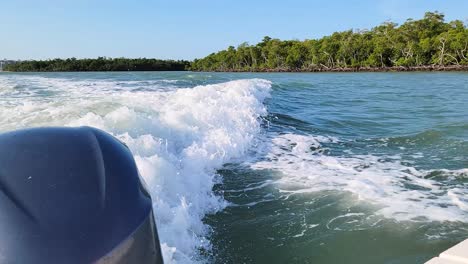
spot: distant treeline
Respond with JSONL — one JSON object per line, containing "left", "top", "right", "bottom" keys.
{"left": 191, "top": 12, "right": 468, "bottom": 72}
{"left": 4, "top": 57, "right": 190, "bottom": 72}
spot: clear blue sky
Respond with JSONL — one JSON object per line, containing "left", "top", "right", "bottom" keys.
{"left": 1, "top": 0, "right": 467, "bottom": 60}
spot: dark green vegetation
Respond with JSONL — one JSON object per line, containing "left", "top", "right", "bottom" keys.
{"left": 4, "top": 57, "right": 190, "bottom": 72}
{"left": 191, "top": 12, "right": 468, "bottom": 72}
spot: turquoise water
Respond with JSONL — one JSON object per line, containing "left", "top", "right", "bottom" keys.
{"left": 0, "top": 72, "right": 467, "bottom": 263}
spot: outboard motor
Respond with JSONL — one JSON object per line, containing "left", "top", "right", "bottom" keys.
{"left": 0, "top": 127, "right": 164, "bottom": 263}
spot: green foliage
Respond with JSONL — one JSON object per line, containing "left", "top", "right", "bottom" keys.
{"left": 5, "top": 57, "right": 190, "bottom": 72}
{"left": 191, "top": 12, "right": 468, "bottom": 71}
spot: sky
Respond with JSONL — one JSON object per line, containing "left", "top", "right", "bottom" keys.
{"left": 1, "top": 0, "right": 467, "bottom": 60}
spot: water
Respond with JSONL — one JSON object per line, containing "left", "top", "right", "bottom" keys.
{"left": 0, "top": 72, "right": 467, "bottom": 263}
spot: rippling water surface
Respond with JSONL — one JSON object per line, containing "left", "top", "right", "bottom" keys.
{"left": 0, "top": 72, "right": 467, "bottom": 263}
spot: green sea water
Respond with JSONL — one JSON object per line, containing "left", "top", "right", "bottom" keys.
{"left": 0, "top": 72, "right": 467, "bottom": 263}
{"left": 206, "top": 72, "right": 468, "bottom": 264}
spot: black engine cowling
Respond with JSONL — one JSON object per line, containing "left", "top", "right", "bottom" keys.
{"left": 0, "top": 126, "right": 163, "bottom": 264}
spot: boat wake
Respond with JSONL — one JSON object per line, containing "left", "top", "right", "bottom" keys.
{"left": 251, "top": 133, "right": 468, "bottom": 223}
{"left": 0, "top": 75, "right": 272, "bottom": 263}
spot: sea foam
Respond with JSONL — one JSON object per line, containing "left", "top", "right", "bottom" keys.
{"left": 251, "top": 133, "right": 468, "bottom": 223}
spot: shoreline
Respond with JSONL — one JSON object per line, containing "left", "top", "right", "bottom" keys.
{"left": 193, "top": 65, "right": 468, "bottom": 73}
{"left": 2, "top": 65, "right": 468, "bottom": 73}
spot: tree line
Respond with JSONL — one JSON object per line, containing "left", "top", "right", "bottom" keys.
{"left": 191, "top": 12, "right": 468, "bottom": 71}
{"left": 4, "top": 57, "right": 190, "bottom": 72}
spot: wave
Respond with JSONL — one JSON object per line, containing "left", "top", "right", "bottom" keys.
{"left": 0, "top": 75, "right": 272, "bottom": 263}
{"left": 377, "top": 125, "right": 468, "bottom": 145}
{"left": 383, "top": 130, "right": 448, "bottom": 145}
{"left": 250, "top": 133, "right": 468, "bottom": 223}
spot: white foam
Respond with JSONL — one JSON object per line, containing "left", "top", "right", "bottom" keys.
{"left": 0, "top": 75, "right": 272, "bottom": 263}
{"left": 251, "top": 133, "right": 468, "bottom": 222}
